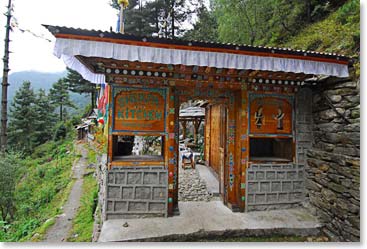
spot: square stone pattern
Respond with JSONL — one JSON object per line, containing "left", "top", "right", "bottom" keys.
{"left": 105, "top": 166, "right": 168, "bottom": 219}
{"left": 246, "top": 163, "right": 305, "bottom": 211}
{"left": 295, "top": 88, "right": 313, "bottom": 164}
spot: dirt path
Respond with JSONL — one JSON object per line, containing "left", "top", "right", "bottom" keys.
{"left": 44, "top": 143, "right": 88, "bottom": 242}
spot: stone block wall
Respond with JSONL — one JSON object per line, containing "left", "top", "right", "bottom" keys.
{"left": 246, "top": 164, "right": 305, "bottom": 211}
{"left": 306, "top": 77, "right": 360, "bottom": 241}
{"left": 105, "top": 166, "right": 168, "bottom": 219}
{"left": 295, "top": 88, "right": 314, "bottom": 165}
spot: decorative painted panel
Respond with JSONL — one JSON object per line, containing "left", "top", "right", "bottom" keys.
{"left": 112, "top": 87, "right": 167, "bottom": 132}
{"left": 249, "top": 94, "right": 293, "bottom": 135}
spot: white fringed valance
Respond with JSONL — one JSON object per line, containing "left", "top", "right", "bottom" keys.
{"left": 54, "top": 38, "right": 349, "bottom": 84}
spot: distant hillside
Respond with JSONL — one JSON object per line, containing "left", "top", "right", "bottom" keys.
{"left": 7, "top": 71, "right": 67, "bottom": 100}
{"left": 1, "top": 71, "right": 89, "bottom": 113}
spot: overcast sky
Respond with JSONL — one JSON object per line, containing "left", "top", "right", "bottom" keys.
{"left": 0, "top": 0, "right": 118, "bottom": 73}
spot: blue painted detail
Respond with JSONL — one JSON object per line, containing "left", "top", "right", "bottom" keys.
{"left": 241, "top": 147, "right": 246, "bottom": 152}
{"left": 169, "top": 146, "right": 174, "bottom": 151}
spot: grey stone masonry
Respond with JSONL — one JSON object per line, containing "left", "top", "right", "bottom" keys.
{"left": 246, "top": 164, "right": 305, "bottom": 211}
{"left": 306, "top": 77, "right": 360, "bottom": 242}
{"left": 296, "top": 88, "right": 313, "bottom": 165}
{"left": 105, "top": 166, "right": 168, "bottom": 219}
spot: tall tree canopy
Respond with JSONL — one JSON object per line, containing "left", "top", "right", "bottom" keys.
{"left": 111, "top": 0, "right": 202, "bottom": 38}
{"left": 213, "top": 0, "right": 350, "bottom": 46}
{"left": 33, "top": 89, "right": 57, "bottom": 144}
{"left": 8, "top": 81, "right": 37, "bottom": 154}
{"left": 49, "top": 79, "right": 76, "bottom": 122}
{"left": 63, "top": 68, "right": 97, "bottom": 109}
{"left": 183, "top": 5, "right": 218, "bottom": 41}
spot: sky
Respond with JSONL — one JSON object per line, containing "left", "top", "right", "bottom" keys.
{"left": 0, "top": 0, "right": 118, "bottom": 73}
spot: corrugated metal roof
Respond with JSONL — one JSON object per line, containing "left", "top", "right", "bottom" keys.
{"left": 43, "top": 25, "right": 350, "bottom": 63}
{"left": 180, "top": 106, "right": 205, "bottom": 118}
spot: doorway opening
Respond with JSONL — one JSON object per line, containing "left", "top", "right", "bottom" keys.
{"left": 178, "top": 99, "right": 227, "bottom": 203}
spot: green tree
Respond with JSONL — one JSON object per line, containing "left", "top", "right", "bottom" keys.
{"left": 0, "top": 152, "right": 21, "bottom": 221}
{"left": 111, "top": 0, "right": 158, "bottom": 36}
{"left": 33, "top": 89, "right": 57, "bottom": 144}
{"left": 8, "top": 81, "right": 37, "bottom": 154}
{"left": 213, "top": 0, "right": 345, "bottom": 46}
{"left": 64, "top": 68, "right": 97, "bottom": 109}
{"left": 111, "top": 0, "right": 200, "bottom": 38}
{"left": 49, "top": 79, "right": 76, "bottom": 122}
{"left": 183, "top": 5, "right": 218, "bottom": 41}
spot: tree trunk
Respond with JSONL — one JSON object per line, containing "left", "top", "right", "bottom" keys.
{"left": 0, "top": 0, "right": 12, "bottom": 152}
{"left": 181, "top": 121, "right": 187, "bottom": 139}
{"left": 171, "top": 0, "right": 175, "bottom": 38}
{"left": 60, "top": 104, "right": 63, "bottom": 121}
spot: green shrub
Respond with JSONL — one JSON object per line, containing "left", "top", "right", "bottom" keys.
{"left": 0, "top": 152, "right": 22, "bottom": 221}
{"left": 336, "top": 0, "right": 359, "bottom": 24}
{"left": 53, "top": 123, "right": 67, "bottom": 141}
{"left": 31, "top": 141, "right": 57, "bottom": 160}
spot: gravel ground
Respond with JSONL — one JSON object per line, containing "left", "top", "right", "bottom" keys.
{"left": 178, "top": 167, "right": 215, "bottom": 202}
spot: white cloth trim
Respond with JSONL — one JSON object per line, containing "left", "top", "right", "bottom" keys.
{"left": 54, "top": 38, "right": 349, "bottom": 84}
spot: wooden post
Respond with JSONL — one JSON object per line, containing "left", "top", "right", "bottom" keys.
{"left": 1, "top": 0, "right": 12, "bottom": 152}
{"left": 193, "top": 118, "right": 201, "bottom": 145}
{"left": 181, "top": 120, "right": 187, "bottom": 139}
{"left": 119, "top": 3, "right": 125, "bottom": 34}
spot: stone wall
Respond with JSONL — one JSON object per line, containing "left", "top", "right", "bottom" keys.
{"left": 246, "top": 163, "right": 305, "bottom": 211}
{"left": 306, "top": 77, "right": 360, "bottom": 241}
{"left": 105, "top": 166, "right": 168, "bottom": 219}
{"left": 295, "top": 88, "right": 314, "bottom": 165}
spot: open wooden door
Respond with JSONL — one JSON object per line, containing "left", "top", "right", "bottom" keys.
{"left": 206, "top": 104, "right": 228, "bottom": 202}
{"left": 204, "top": 107, "right": 211, "bottom": 165}
{"left": 219, "top": 105, "right": 227, "bottom": 203}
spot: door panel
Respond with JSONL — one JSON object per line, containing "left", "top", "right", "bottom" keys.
{"left": 204, "top": 107, "right": 211, "bottom": 165}
{"left": 206, "top": 104, "right": 227, "bottom": 201}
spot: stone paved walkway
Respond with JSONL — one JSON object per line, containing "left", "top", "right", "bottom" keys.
{"left": 43, "top": 143, "right": 88, "bottom": 242}
{"left": 178, "top": 166, "right": 215, "bottom": 202}
{"left": 99, "top": 202, "right": 322, "bottom": 242}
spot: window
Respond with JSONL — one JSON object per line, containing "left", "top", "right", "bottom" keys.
{"left": 112, "top": 135, "right": 164, "bottom": 161}
{"left": 249, "top": 137, "right": 293, "bottom": 162}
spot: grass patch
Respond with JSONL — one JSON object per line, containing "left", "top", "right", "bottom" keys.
{"left": 0, "top": 139, "right": 77, "bottom": 242}
{"left": 67, "top": 172, "right": 98, "bottom": 242}
{"left": 85, "top": 144, "right": 97, "bottom": 164}
{"left": 23, "top": 178, "right": 76, "bottom": 242}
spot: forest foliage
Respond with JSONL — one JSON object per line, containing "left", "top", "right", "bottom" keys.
{"left": 1, "top": 78, "right": 91, "bottom": 241}
{"left": 0, "top": 0, "right": 360, "bottom": 242}
{"left": 113, "top": 0, "right": 359, "bottom": 60}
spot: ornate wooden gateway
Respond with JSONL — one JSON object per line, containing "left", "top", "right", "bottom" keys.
{"left": 45, "top": 25, "right": 350, "bottom": 218}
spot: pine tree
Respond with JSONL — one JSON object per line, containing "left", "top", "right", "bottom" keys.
{"left": 49, "top": 79, "right": 76, "bottom": 122}
{"left": 111, "top": 0, "right": 200, "bottom": 38}
{"left": 63, "top": 68, "right": 97, "bottom": 109}
{"left": 183, "top": 5, "right": 218, "bottom": 41}
{"left": 8, "top": 81, "right": 37, "bottom": 154}
{"left": 33, "top": 89, "right": 57, "bottom": 144}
